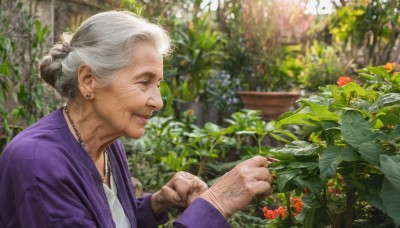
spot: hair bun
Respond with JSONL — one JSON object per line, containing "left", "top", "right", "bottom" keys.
{"left": 39, "top": 34, "right": 72, "bottom": 87}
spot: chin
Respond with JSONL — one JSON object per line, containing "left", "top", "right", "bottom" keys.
{"left": 125, "top": 129, "right": 146, "bottom": 139}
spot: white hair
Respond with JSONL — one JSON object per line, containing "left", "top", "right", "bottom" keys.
{"left": 39, "top": 11, "right": 171, "bottom": 98}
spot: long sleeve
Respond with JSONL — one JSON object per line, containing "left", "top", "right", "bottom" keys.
{"left": 174, "top": 198, "right": 231, "bottom": 228}
{"left": 136, "top": 195, "right": 168, "bottom": 228}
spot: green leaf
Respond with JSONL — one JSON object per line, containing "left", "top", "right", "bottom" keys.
{"left": 236, "top": 130, "right": 256, "bottom": 135}
{"left": 358, "top": 141, "right": 382, "bottom": 166}
{"left": 319, "top": 146, "right": 341, "bottom": 181}
{"left": 381, "top": 179, "right": 400, "bottom": 225}
{"left": 277, "top": 169, "right": 301, "bottom": 191}
{"left": 342, "top": 82, "right": 366, "bottom": 97}
{"left": 288, "top": 161, "right": 318, "bottom": 170}
{"left": 270, "top": 141, "right": 319, "bottom": 157}
{"left": 380, "top": 155, "right": 400, "bottom": 192}
{"left": 341, "top": 145, "right": 360, "bottom": 162}
{"left": 275, "top": 113, "right": 315, "bottom": 129}
{"left": 303, "top": 100, "right": 340, "bottom": 121}
{"left": 376, "top": 114, "right": 400, "bottom": 126}
{"left": 341, "top": 110, "right": 371, "bottom": 141}
{"left": 358, "top": 72, "right": 376, "bottom": 81}
{"left": 341, "top": 110, "right": 374, "bottom": 148}
{"left": 292, "top": 176, "right": 323, "bottom": 194}
{"left": 368, "top": 66, "right": 390, "bottom": 81}
{"left": 388, "top": 125, "right": 400, "bottom": 140}
{"left": 369, "top": 93, "right": 400, "bottom": 113}
{"left": 299, "top": 194, "right": 319, "bottom": 227}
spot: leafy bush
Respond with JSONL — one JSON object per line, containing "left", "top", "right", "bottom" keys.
{"left": 0, "top": 2, "right": 57, "bottom": 152}
{"left": 266, "top": 65, "right": 400, "bottom": 226}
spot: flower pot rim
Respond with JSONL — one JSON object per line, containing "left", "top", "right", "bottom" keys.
{"left": 238, "top": 91, "right": 301, "bottom": 96}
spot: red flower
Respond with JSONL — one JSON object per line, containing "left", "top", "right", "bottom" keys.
{"left": 291, "top": 197, "right": 303, "bottom": 213}
{"left": 186, "top": 110, "right": 193, "bottom": 117}
{"left": 262, "top": 206, "right": 287, "bottom": 220}
{"left": 277, "top": 207, "right": 287, "bottom": 218}
{"left": 337, "top": 76, "right": 353, "bottom": 87}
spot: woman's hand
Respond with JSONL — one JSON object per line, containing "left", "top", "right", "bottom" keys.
{"left": 200, "top": 156, "right": 273, "bottom": 218}
{"left": 151, "top": 171, "right": 208, "bottom": 215}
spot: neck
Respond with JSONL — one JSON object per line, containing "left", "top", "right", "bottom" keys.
{"left": 63, "top": 101, "right": 119, "bottom": 160}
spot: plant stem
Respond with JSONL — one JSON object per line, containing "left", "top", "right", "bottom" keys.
{"left": 345, "top": 187, "right": 356, "bottom": 228}
{"left": 197, "top": 157, "right": 207, "bottom": 177}
{"left": 285, "top": 192, "right": 293, "bottom": 219}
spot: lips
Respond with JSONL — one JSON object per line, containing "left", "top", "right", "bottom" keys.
{"left": 134, "top": 113, "right": 151, "bottom": 124}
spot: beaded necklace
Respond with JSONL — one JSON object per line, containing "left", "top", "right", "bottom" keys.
{"left": 64, "top": 105, "right": 109, "bottom": 183}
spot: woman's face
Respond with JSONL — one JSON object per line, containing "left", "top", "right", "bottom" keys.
{"left": 93, "top": 42, "right": 164, "bottom": 139}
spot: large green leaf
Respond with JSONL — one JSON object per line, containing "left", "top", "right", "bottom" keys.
{"left": 341, "top": 110, "right": 382, "bottom": 165}
{"left": 381, "top": 179, "right": 400, "bottom": 225}
{"left": 275, "top": 113, "right": 315, "bottom": 129}
{"left": 380, "top": 155, "right": 400, "bottom": 192}
{"left": 341, "top": 145, "right": 360, "bottom": 162}
{"left": 270, "top": 141, "right": 319, "bottom": 157}
{"left": 341, "top": 110, "right": 372, "bottom": 146}
{"left": 342, "top": 81, "right": 366, "bottom": 97}
{"left": 277, "top": 169, "right": 301, "bottom": 191}
{"left": 319, "top": 146, "right": 341, "bottom": 181}
{"left": 369, "top": 93, "right": 400, "bottom": 113}
{"left": 358, "top": 141, "right": 382, "bottom": 166}
{"left": 302, "top": 100, "right": 340, "bottom": 122}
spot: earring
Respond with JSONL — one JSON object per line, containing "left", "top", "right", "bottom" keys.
{"left": 85, "top": 93, "right": 91, "bottom": 99}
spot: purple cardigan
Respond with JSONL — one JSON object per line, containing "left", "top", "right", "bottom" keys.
{"left": 0, "top": 108, "right": 230, "bottom": 228}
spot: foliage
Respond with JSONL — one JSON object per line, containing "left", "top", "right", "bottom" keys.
{"left": 300, "top": 40, "right": 350, "bottom": 91}
{"left": 217, "top": 0, "right": 310, "bottom": 92}
{"left": 327, "top": 0, "right": 400, "bottom": 66}
{"left": 206, "top": 70, "right": 242, "bottom": 113}
{"left": 165, "top": 13, "right": 226, "bottom": 103}
{"left": 266, "top": 65, "right": 400, "bottom": 227}
{"left": 0, "top": 2, "right": 57, "bottom": 152}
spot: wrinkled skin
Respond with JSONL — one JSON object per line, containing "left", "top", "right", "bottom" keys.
{"left": 201, "top": 156, "right": 273, "bottom": 218}
{"left": 151, "top": 172, "right": 208, "bottom": 215}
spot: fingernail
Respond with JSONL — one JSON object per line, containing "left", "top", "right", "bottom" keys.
{"left": 174, "top": 195, "right": 181, "bottom": 201}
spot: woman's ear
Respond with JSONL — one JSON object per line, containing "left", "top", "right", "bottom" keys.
{"left": 77, "top": 64, "right": 95, "bottom": 99}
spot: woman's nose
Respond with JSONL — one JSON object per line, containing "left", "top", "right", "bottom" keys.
{"left": 147, "top": 87, "right": 164, "bottom": 111}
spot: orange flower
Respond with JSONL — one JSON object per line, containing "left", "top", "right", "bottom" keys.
{"left": 337, "top": 76, "right": 353, "bottom": 87}
{"left": 291, "top": 197, "right": 303, "bottom": 213}
{"left": 262, "top": 206, "right": 287, "bottom": 220}
{"left": 394, "top": 72, "right": 400, "bottom": 76}
{"left": 277, "top": 207, "right": 287, "bottom": 218}
{"left": 384, "top": 62, "right": 395, "bottom": 72}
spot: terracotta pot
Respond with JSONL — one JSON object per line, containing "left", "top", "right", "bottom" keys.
{"left": 238, "top": 91, "right": 301, "bottom": 120}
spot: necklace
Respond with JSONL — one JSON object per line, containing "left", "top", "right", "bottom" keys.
{"left": 64, "top": 105, "right": 109, "bottom": 183}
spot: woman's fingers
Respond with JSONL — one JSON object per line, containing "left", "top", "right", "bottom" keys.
{"left": 240, "top": 156, "right": 268, "bottom": 168}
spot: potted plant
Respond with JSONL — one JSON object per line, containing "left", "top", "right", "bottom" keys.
{"left": 164, "top": 12, "right": 226, "bottom": 126}
{"left": 218, "top": 0, "right": 308, "bottom": 120}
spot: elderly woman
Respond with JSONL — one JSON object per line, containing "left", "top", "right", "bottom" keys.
{"left": 0, "top": 11, "right": 273, "bottom": 227}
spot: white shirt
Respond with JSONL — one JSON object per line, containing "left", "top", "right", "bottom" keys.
{"left": 103, "top": 172, "right": 131, "bottom": 228}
